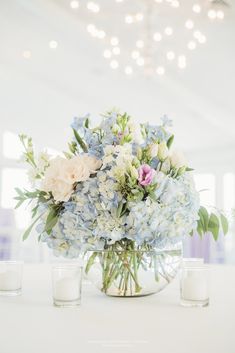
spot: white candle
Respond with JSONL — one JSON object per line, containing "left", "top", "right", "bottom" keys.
{"left": 54, "top": 277, "right": 79, "bottom": 301}
{"left": 0, "top": 270, "right": 21, "bottom": 291}
{"left": 181, "top": 271, "right": 208, "bottom": 301}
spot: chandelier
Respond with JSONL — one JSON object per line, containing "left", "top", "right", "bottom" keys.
{"left": 69, "top": 0, "right": 229, "bottom": 76}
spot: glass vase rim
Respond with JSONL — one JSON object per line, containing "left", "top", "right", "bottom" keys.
{"left": 86, "top": 248, "right": 181, "bottom": 254}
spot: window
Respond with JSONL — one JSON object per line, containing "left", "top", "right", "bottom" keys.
{"left": 194, "top": 173, "right": 216, "bottom": 207}
{"left": 1, "top": 168, "right": 31, "bottom": 229}
{"left": 223, "top": 173, "right": 235, "bottom": 211}
{"left": 3, "top": 131, "right": 22, "bottom": 160}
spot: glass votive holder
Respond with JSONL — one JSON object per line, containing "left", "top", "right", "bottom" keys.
{"left": 0, "top": 261, "right": 23, "bottom": 296}
{"left": 52, "top": 264, "right": 83, "bottom": 307}
{"left": 180, "top": 266, "right": 209, "bottom": 307}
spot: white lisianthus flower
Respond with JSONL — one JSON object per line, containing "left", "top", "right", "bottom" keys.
{"left": 37, "top": 151, "right": 50, "bottom": 172}
{"left": 161, "top": 157, "right": 171, "bottom": 174}
{"left": 170, "top": 150, "right": 187, "bottom": 169}
{"left": 129, "top": 165, "right": 138, "bottom": 179}
{"left": 128, "top": 120, "right": 143, "bottom": 144}
{"left": 148, "top": 143, "right": 159, "bottom": 158}
{"left": 27, "top": 168, "right": 39, "bottom": 186}
{"left": 158, "top": 141, "right": 168, "bottom": 161}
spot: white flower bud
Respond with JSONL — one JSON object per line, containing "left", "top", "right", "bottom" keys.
{"left": 149, "top": 143, "right": 159, "bottom": 158}
{"left": 161, "top": 158, "right": 171, "bottom": 173}
{"left": 158, "top": 141, "right": 168, "bottom": 161}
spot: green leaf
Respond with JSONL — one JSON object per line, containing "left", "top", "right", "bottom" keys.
{"left": 85, "top": 252, "right": 98, "bottom": 274}
{"left": 220, "top": 213, "right": 229, "bottom": 235}
{"left": 15, "top": 199, "right": 25, "bottom": 209}
{"left": 73, "top": 129, "right": 88, "bottom": 152}
{"left": 116, "top": 202, "right": 124, "bottom": 218}
{"left": 196, "top": 219, "right": 203, "bottom": 238}
{"left": 208, "top": 213, "right": 220, "bottom": 241}
{"left": 22, "top": 214, "right": 43, "bottom": 241}
{"left": 63, "top": 151, "right": 72, "bottom": 159}
{"left": 15, "top": 187, "right": 24, "bottom": 197}
{"left": 198, "top": 206, "right": 209, "bottom": 233}
{"left": 44, "top": 208, "right": 58, "bottom": 234}
{"left": 186, "top": 167, "right": 194, "bottom": 172}
{"left": 167, "top": 134, "right": 174, "bottom": 149}
{"left": 31, "top": 204, "right": 39, "bottom": 218}
{"left": 85, "top": 117, "right": 89, "bottom": 128}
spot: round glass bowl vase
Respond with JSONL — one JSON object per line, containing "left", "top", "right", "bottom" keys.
{"left": 85, "top": 242, "right": 182, "bottom": 297}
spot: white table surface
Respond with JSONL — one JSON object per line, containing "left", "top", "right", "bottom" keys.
{"left": 0, "top": 264, "right": 234, "bottom": 353}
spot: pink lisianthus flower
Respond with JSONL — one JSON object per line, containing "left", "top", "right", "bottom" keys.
{"left": 138, "top": 164, "right": 155, "bottom": 186}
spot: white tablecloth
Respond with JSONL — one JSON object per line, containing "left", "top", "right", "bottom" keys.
{"left": 0, "top": 264, "right": 234, "bottom": 353}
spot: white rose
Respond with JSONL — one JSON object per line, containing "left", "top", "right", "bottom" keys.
{"left": 41, "top": 155, "right": 101, "bottom": 202}
{"left": 41, "top": 157, "right": 74, "bottom": 202}
{"left": 50, "top": 180, "right": 74, "bottom": 202}
{"left": 82, "top": 155, "right": 102, "bottom": 173}
{"left": 170, "top": 150, "right": 187, "bottom": 169}
{"left": 62, "top": 156, "right": 90, "bottom": 183}
{"left": 158, "top": 141, "right": 168, "bottom": 161}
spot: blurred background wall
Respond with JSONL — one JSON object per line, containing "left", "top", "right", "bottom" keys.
{"left": 0, "top": 0, "right": 234, "bottom": 263}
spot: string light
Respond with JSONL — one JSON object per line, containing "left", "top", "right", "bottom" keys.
{"left": 87, "top": 1, "right": 100, "bottom": 13}
{"left": 178, "top": 55, "right": 186, "bottom": 69}
{"left": 113, "top": 47, "right": 120, "bottom": 55}
{"left": 156, "top": 66, "right": 165, "bottom": 75}
{"left": 110, "top": 37, "right": 119, "bottom": 46}
{"left": 192, "top": 4, "right": 201, "bottom": 13}
{"left": 125, "top": 15, "right": 133, "bottom": 24}
{"left": 136, "top": 57, "right": 145, "bottom": 66}
{"left": 22, "top": 50, "right": 31, "bottom": 59}
{"left": 136, "top": 40, "right": 144, "bottom": 48}
{"left": 70, "top": 1, "right": 79, "bottom": 9}
{"left": 217, "top": 10, "right": 224, "bottom": 19}
{"left": 153, "top": 32, "right": 162, "bottom": 42}
{"left": 164, "top": 27, "right": 173, "bottom": 36}
{"left": 125, "top": 66, "right": 133, "bottom": 75}
{"left": 103, "top": 49, "right": 112, "bottom": 59}
{"left": 132, "top": 50, "right": 140, "bottom": 59}
{"left": 171, "top": 1, "right": 180, "bottom": 8}
{"left": 166, "top": 51, "right": 175, "bottom": 60}
{"left": 110, "top": 60, "right": 119, "bottom": 69}
{"left": 208, "top": 9, "right": 217, "bottom": 19}
{"left": 82, "top": 0, "right": 227, "bottom": 76}
{"left": 49, "top": 40, "right": 58, "bottom": 49}
{"left": 185, "top": 19, "right": 194, "bottom": 30}
{"left": 187, "top": 41, "right": 196, "bottom": 50}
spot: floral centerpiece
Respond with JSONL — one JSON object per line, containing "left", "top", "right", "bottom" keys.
{"left": 16, "top": 110, "right": 228, "bottom": 296}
